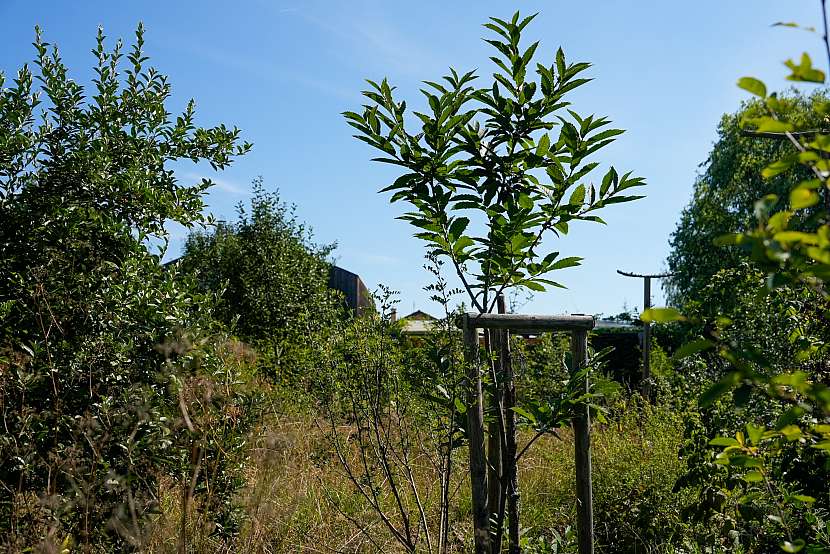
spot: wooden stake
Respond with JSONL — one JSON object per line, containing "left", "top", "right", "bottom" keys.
{"left": 486, "top": 327, "right": 503, "bottom": 529}
{"left": 462, "top": 315, "right": 490, "bottom": 554}
{"left": 643, "top": 276, "right": 652, "bottom": 398}
{"left": 456, "top": 312, "right": 597, "bottom": 553}
{"left": 571, "top": 329, "right": 593, "bottom": 554}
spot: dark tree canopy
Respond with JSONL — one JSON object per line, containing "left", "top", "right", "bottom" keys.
{"left": 665, "top": 91, "right": 829, "bottom": 306}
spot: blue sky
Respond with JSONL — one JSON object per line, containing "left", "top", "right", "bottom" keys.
{"left": 1, "top": 1, "right": 823, "bottom": 316}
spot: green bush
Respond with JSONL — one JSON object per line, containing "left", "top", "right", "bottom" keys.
{"left": 177, "top": 179, "right": 344, "bottom": 387}
{"left": 0, "top": 25, "right": 251, "bottom": 549}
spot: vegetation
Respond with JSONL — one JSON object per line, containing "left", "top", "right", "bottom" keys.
{"left": 344, "top": 13, "right": 643, "bottom": 551}
{"left": 648, "top": 3, "right": 830, "bottom": 552}
{"left": 0, "top": 25, "right": 254, "bottom": 550}
{"left": 665, "top": 91, "right": 829, "bottom": 306}
{"left": 1, "top": 4, "right": 829, "bottom": 554}
{"left": 177, "top": 179, "right": 342, "bottom": 386}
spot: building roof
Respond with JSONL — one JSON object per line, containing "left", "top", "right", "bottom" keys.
{"left": 328, "top": 264, "right": 373, "bottom": 314}
{"left": 401, "top": 310, "right": 437, "bottom": 321}
{"left": 399, "top": 310, "right": 438, "bottom": 335}
{"left": 397, "top": 311, "right": 639, "bottom": 336}
{"left": 594, "top": 319, "right": 640, "bottom": 331}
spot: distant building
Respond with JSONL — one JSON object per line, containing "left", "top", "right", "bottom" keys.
{"left": 328, "top": 265, "right": 373, "bottom": 315}
{"left": 398, "top": 310, "right": 438, "bottom": 336}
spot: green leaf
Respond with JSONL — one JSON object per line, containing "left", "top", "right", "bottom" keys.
{"left": 640, "top": 307, "right": 685, "bottom": 323}
{"left": 524, "top": 280, "right": 546, "bottom": 292}
{"left": 729, "top": 455, "right": 763, "bottom": 468}
{"left": 518, "top": 193, "right": 534, "bottom": 210}
{"left": 673, "top": 339, "right": 714, "bottom": 360}
{"left": 790, "top": 187, "right": 819, "bottom": 210}
{"left": 569, "top": 184, "right": 586, "bottom": 206}
{"left": 772, "top": 21, "right": 815, "bottom": 32}
{"left": 714, "top": 233, "right": 747, "bottom": 247}
{"left": 743, "top": 471, "right": 764, "bottom": 483}
{"left": 785, "top": 52, "right": 826, "bottom": 83}
{"left": 746, "top": 117, "right": 794, "bottom": 133}
{"left": 550, "top": 256, "right": 582, "bottom": 270}
{"left": 709, "top": 437, "right": 740, "bottom": 447}
{"left": 787, "top": 494, "right": 815, "bottom": 504}
{"left": 453, "top": 236, "right": 474, "bottom": 253}
{"left": 779, "top": 424, "right": 803, "bottom": 441}
{"left": 737, "top": 77, "right": 767, "bottom": 98}
{"left": 448, "top": 217, "right": 470, "bottom": 240}
{"left": 512, "top": 406, "right": 537, "bottom": 425}
{"left": 776, "top": 406, "right": 806, "bottom": 429}
{"left": 781, "top": 539, "right": 806, "bottom": 553}
{"left": 746, "top": 423, "right": 764, "bottom": 446}
{"left": 700, "top": 372, "right": 741, "bottom": 408}
{"left": 535, "top": 133, "right": 550, "bottom": 157}
{"left": 762, "top": 156, "right": 797, "bottom": 179}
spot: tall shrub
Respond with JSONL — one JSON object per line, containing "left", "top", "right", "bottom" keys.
{"left": 177, "top": 179, "right": 342, "bottom": 385}
{"left": 0, "top": 25, "right": 250, "bottom": 549}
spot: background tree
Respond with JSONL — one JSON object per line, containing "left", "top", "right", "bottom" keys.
{"left": 0, "top": 25, "right": 251, "bottom": 549}
{"left": 177, "top": 179, "right": 342, "bottom": 386}
{"left": 666, "top": 91, "right": 829, "bottom": 306}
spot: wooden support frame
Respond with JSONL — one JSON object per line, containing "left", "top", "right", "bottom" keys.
{"left": 459, "top": 312, "right": 596, "bottom": 554}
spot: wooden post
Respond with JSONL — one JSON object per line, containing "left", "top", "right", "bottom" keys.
{"left": 462, "top": 315, "right": 490, "bottom": 554}
{"left": 571, "top": 329, "right": 594, "bottom": 554}
{"left": 642, "top": 276, "right": 652, "bottom": 398}
{"left": 498, "top": 298, "right": 521, "bottom": 554}
{"left": 457, "top": 312, "right": 595, "bottom": 554}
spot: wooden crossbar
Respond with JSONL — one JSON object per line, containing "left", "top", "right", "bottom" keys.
{"left": 458, "top": 312, "right": 595, "bottom": 332}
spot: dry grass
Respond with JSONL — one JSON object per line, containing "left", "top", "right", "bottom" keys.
{"left": 144, "top": 401, "right": 688, "bottom": 553}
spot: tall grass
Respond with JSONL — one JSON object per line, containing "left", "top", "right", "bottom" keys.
{"left": 144, "top": 398, "right": 692, "bottom": 553}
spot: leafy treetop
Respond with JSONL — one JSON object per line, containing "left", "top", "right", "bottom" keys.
{"left": 345, "top": 12, "right": 644, "bottom": 313}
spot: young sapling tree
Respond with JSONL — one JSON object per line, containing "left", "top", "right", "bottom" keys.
{"left": 345, "top": 12, "right": 644, "bottom": 553}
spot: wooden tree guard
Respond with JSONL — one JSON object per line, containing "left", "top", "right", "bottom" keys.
{"left": 459, "top": 312, "right": 596, "bottom": 554}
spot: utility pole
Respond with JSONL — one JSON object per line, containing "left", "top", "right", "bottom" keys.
{"left": 616, "top": 270, "right": 675, "bottom": 398}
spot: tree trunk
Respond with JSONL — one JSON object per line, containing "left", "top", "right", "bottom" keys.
{"left": 487, "top": 327, "right": 504, "bottom": 545}
{"left": 501, "top": 317, "right": 520, "bottom": 552}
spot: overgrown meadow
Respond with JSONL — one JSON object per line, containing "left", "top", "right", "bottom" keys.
{"left": 1, "top": 6, "right": 829, "bottom": 554}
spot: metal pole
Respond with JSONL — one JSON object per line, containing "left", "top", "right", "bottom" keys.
{"left": 462, "top": 315, "right": 490, "bottom": 554}
{"left": 571, "top": 329, "right": 593, "bottom": 554}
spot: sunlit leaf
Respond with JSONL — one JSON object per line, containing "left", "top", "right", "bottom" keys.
{"left": 640, "top": 307, "right": 685, "bottom": 323}
{"left": 673, "top": 339, "right": 714, "bottom": 360}
{"left": 737, "top": 76, "right": 766, "bottom": 98}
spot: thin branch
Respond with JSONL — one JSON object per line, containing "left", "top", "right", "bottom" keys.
{"left": 515, "top": 428, "right": 563, "bottom": 464}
